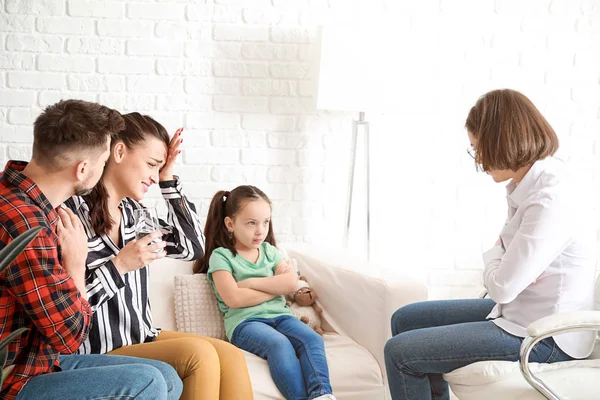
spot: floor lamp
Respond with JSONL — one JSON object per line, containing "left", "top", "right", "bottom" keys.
{"left": 315, "top": 22, "right": 375, "bottom": 260}
{"left": 345, "top": 112, "right": 370, "bottom": 258}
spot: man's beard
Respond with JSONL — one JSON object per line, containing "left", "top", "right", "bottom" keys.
{"left": 74, "top": 185, "right": 93, "bottom": 197}
{"left": 74, "top": 177, "right": 93, "bottom": 197}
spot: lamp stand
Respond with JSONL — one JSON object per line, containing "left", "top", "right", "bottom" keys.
{"left": 343, "top": 111, "right": 370, "bottom": 260}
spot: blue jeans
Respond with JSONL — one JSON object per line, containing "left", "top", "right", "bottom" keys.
{"left": 231, "top": 315, "right": 332, "bottom": 400}
{"left": 384, "top": 299, "right": 574, "bottom": 400}
{"left": 16, "top": 354, "right": 183, "bottom": 400}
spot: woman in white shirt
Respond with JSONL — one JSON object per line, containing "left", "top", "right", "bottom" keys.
{"left": 384, "top": 89, "right": 596, "bottom": 400}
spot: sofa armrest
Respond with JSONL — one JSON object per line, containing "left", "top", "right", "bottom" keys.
{"left": 148, "top": 257, "right": 194, "bottom": 331}
{"left": 284, "top": 243, "right": 428, "bottom": 376}
{"left": 527, "top": 310, "right": 600, "bottom": 337}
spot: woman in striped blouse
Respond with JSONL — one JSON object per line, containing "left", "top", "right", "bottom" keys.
{"left": 64, "top": 112, "right": 253, "bottom": 400}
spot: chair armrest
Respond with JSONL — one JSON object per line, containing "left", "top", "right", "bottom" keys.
{"left": 283, "top": 243, "right": 428, "bottom": 376}
{"left": 520, "top": 311, "right": 600, "bottom": 400}
{"left": 527, "top": 310, "right": 600, "bottom": 337}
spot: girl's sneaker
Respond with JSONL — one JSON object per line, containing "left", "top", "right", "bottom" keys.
{"left": 313, "top": 395, "right": 337, "bottom": 400}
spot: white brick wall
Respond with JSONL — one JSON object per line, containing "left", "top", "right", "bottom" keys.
{"left": 0, "top": 0, "right": 598, "bottom": 300}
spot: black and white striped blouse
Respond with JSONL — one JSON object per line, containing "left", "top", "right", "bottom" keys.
{"left": 64, "top": 178, "right": 204, "bottom": 355}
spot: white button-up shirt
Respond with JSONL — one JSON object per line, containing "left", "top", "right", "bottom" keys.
{"left": 483, "top": 156, "right": 596, "bottom": 359}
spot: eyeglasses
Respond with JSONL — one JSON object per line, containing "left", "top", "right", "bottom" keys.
{"left": 467, "top": 148, "right": 476, "bottom": 159}
{"left": 467, "top": 147, "right": 484, "bottom": 171}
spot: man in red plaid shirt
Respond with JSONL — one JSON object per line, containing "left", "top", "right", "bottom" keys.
{"left": 0, "top": 100, "right": 182, "bottom": 400}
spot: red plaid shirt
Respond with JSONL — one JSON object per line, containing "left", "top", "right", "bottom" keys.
{"left": 0, "top": 161, "right": 92, "bottom": 400}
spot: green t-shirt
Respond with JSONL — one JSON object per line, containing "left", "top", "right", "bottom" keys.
{"left": 207, "top": 242, "right": 293, "bottom": 340}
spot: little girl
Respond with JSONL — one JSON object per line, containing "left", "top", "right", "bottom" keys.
{"left": 193, "top": 185, "right": 336, "bottom": 400}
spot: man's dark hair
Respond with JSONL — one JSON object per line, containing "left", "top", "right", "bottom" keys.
{"left": 32, "top": 99, "right": 124, "bottom": 170}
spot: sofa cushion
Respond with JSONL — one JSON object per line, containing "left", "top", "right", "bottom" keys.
{"left": 174, "top": 274, "right": 227, "bottom": 340}
{"left": 245, "top": 333, "right": 384, "bottom": 400}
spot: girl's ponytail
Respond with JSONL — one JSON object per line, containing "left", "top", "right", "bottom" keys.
{"left": 193, "top": 190, "right": 230, "bottom": 273}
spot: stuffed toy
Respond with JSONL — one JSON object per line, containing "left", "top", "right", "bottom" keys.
{"left": 286, "top": 276, "right": 325, "bottom": 335}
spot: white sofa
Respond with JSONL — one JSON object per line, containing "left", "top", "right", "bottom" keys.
{"left": 148, "top": 243, "right": 428, "bottom": 400}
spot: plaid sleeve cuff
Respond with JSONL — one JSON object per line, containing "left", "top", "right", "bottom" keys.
{"left": 80, "top": 296, "right": 92, "bottom": 316}
{"left": 76, "top": 296, "right": 93, "bottom": 343}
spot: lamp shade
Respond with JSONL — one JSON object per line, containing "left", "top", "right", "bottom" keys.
{"left": 316, "top": 20, "right": 378, "bottom": 112}
{"left": 315, "top": 13, "right": 439, "bottom": 114}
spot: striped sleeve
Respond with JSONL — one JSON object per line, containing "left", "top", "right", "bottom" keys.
{"left": 158, "top": 177, "right": 205, "bottom": 261}
{"left": 84, "top": 254, "right": 125, "bottom": 313}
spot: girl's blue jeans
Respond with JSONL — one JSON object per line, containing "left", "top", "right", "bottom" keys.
{"left": 231, "top": 314, "right": 333, "bottom": 400}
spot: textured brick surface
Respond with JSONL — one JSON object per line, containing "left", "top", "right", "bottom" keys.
{"left": 0, "top": 0, "right": 598, "bottom": 298}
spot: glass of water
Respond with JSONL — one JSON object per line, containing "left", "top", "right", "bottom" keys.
{"left": 133, "top": 207, "right": 161, "bottom": 250}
